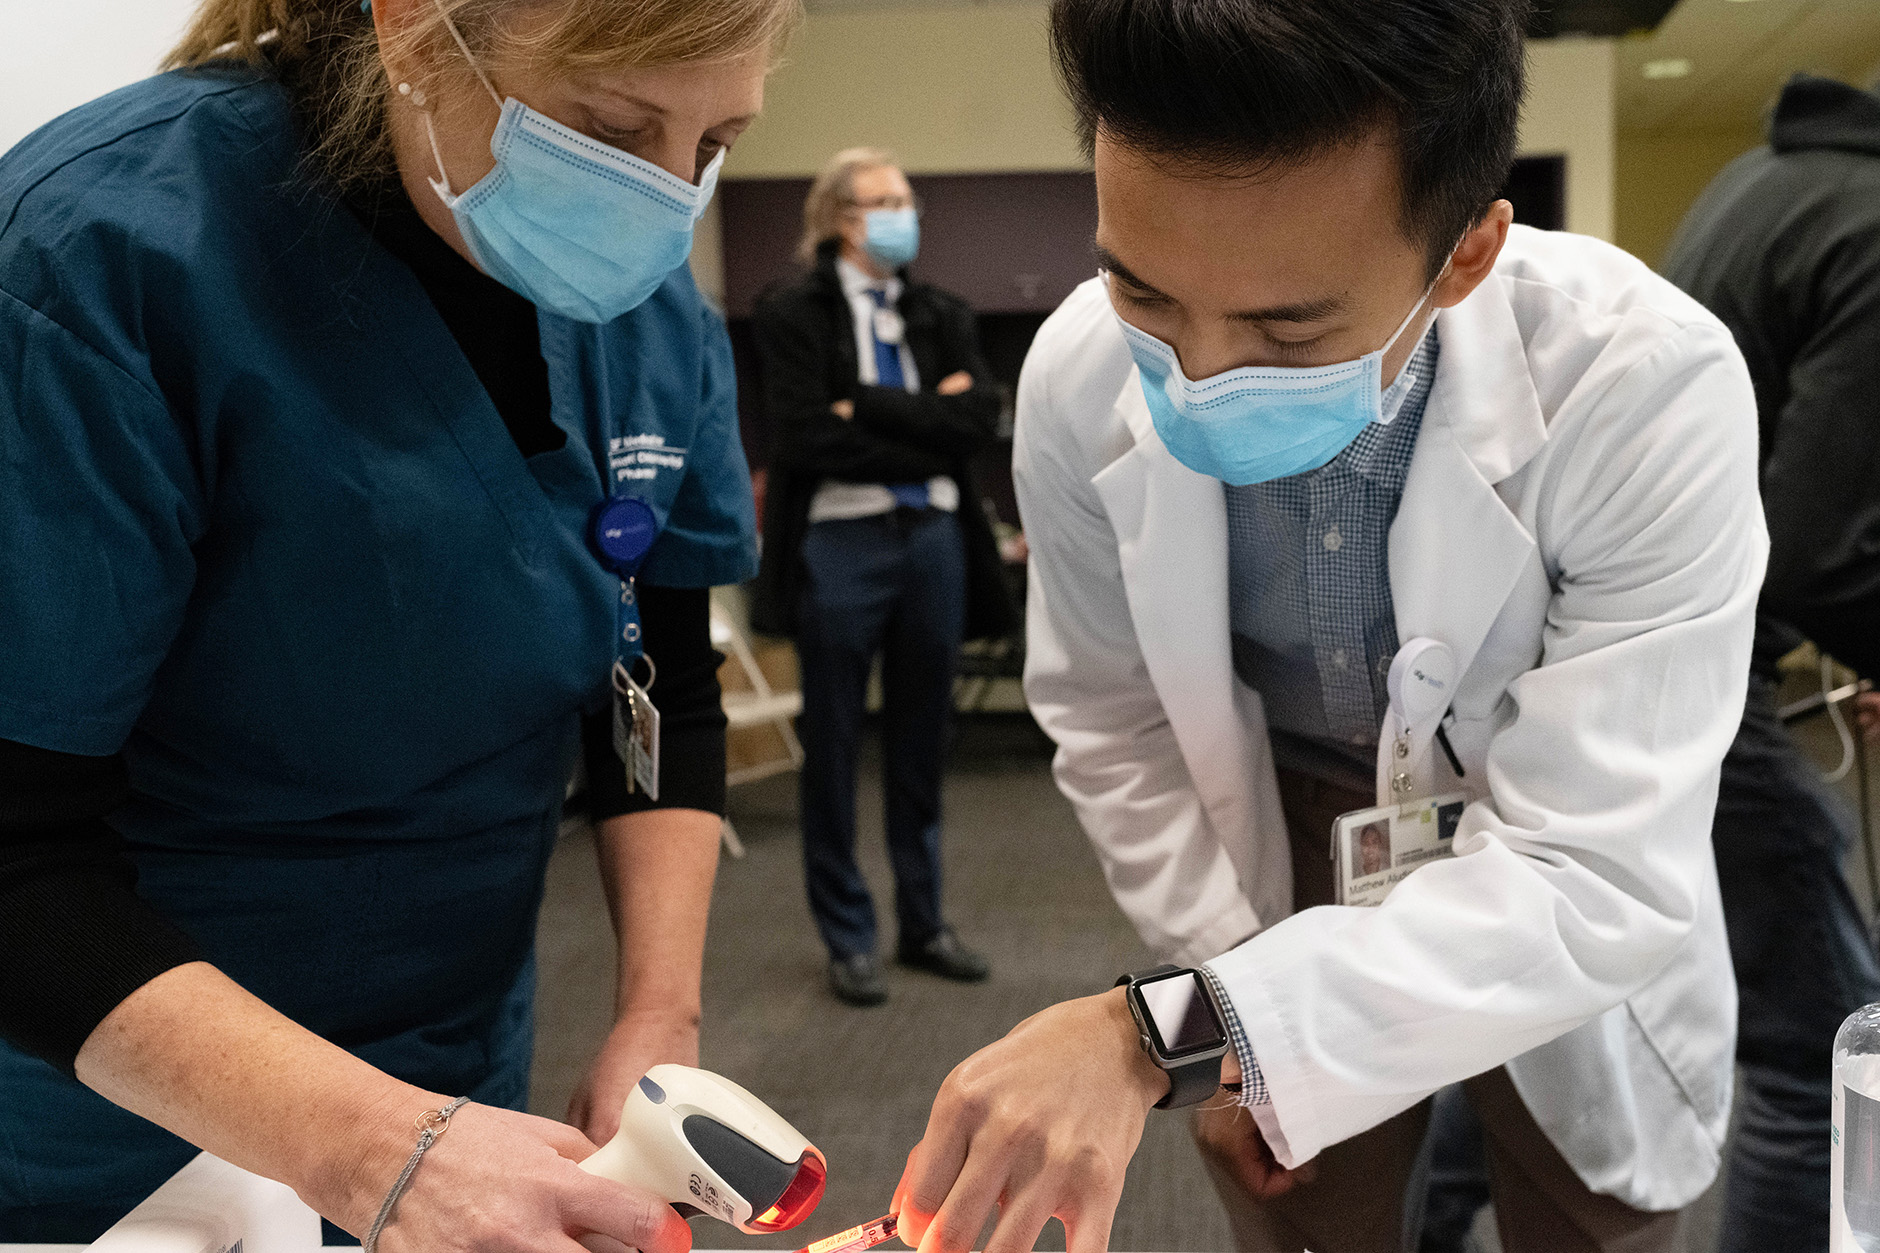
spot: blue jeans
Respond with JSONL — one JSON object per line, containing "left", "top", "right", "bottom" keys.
{"left": 1420, "top": 677, "right": 1880, "bottom": 1253}
{"left": 1713, "top": 677, "right": 1880, "bottom": 1252}
{"left": 795, "top": 511, "right": 966, "bottom": 959}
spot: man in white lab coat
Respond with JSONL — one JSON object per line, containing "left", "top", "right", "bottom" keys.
{"left": 891, "top": 0, "right": 1768, "bottom": 1250}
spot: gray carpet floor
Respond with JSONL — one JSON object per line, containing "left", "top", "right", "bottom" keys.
{"left": 529, "top": 716, "right": 1233, "bottom": 1251}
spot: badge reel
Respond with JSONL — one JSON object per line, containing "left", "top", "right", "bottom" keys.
{"left": 1331, "top": 637, "right": 1470, "bottom": 907}
{"left": 590, "top": 495, "right": 661, "bottom": 800}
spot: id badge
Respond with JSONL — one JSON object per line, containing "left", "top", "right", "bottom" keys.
{"left": 1332, "top": 792, "right": 1468, "bottom": 906}
{"left": 612, "top": 661, "right": 661, "bottom": 800}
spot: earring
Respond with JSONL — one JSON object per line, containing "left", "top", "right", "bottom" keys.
{"left": 396, "top": 81, "right": 429, "bottom": 109}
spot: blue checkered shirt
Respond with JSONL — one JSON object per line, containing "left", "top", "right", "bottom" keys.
{"left": 1205, "top": 327, "right": 1439, "bottom": 1106}
{"left": 1224, "top": 328, "right": 1439, "bottom": 790}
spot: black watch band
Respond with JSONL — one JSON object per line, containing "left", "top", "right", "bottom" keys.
{"left": 1117, "top": 964, "right": 1230, "bottom": 1111}
{"left": 1158, "top": 1052, "right": 1227, "bottom": 1110}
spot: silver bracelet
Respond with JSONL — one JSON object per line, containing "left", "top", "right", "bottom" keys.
{"left": 363, "top": 1096, "right": 470, "bottom": 1253}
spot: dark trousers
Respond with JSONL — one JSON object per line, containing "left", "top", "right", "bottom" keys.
{"left": 1422, "top": 676, "right": 1880, "bottom": 1253}
{"left": 795, "top": 511, "right": 965, "bottom": 959}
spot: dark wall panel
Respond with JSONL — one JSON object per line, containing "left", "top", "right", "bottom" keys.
{"left": 720, "top": 170, "right": 1098, "bottom": 319}
{"left": 729, "top": 157, "right": 1567, "bottom": 500}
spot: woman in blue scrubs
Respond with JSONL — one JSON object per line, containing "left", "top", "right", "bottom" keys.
{"left": 0, "top": 0, "right": 794, "bottom": 1247}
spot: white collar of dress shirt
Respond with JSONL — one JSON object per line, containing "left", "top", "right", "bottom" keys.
{"left": 836, "top": 255, "right": 901, "bottom": 304}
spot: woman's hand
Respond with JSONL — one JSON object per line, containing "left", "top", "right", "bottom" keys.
{"left": 360, "top": 1101, "right": 693, "bottom": 1253}
{"left": 891, "top": 989, "right": 1168, "bottom": 1253}
{"left": 568, "top": 1009, "right": 701, "bottom": 1144}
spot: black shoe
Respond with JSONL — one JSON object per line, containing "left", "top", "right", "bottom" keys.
{"left": 898, "top": 928, "right": 990, "bottom": 982}
{"left": 828, "top": 953, "right": 889, "bottom": 1006}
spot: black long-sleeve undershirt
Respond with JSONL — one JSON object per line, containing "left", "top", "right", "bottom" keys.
{"left": 0, "top": 178, "right": 726, "bottom": 1074}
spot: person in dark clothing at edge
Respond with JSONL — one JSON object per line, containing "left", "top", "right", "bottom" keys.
{"left": 749, "top": 148, "right": 1015, "bottom": 1007}
{"left": 1418, "top": 72, "right": 1880, "bottom": 1253}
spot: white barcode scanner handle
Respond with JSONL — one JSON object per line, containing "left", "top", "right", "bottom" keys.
{"left": 580, "top": 1064, "right": 827, "bottom": 1235}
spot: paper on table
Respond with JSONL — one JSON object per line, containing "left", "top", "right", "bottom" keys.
{"left": 87, "top": 1152, "right": 321, "bottom": 1253}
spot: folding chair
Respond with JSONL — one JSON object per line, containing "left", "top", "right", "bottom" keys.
{"left": 712, "top": 601, "right": 804, "bottom": 858}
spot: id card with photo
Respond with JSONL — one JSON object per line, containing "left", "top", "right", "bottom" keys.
{"left": 1333, "top": 792, "right": 1468, "bottom": 907}
{"left": 612, "top": 664, "right": 661, "bottom": 801}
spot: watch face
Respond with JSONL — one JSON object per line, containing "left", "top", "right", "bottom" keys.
{"left": 1135, "top": 971, "right": 1227, "bottom": 1059}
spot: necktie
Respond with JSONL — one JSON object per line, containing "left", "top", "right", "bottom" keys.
{"left": 870, "top": 288, "right": 906, "bottom": 389}
{"left": 870, "top": 289, "right": 927, "bottom": 511}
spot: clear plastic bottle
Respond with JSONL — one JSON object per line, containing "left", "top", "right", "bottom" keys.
{"left": 1835, "top": 1003, "right": 1880, "bottom": 1251}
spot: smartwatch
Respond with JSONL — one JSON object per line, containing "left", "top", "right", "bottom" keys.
{"left": 1115, "top": 965, "right": 1231, "bottom": 1110}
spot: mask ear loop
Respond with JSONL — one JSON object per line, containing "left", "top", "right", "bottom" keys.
{"left": 411, "top": 1, "right": 504, "bottom": 198}
{"left": 1376, "top": 238, "right": 1464, "bottom": 394}
{"left": 431, "top": 0, "right": 504, "bottom": 108}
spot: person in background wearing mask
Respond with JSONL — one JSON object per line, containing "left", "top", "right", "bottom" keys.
{"left": 750, "top": 149, "right": 1013, "bottom": 1007}
{"left": 890, "top": 0, "right": 1766, "bottom": 1250}
{"left": 0, "top": 0, "right": 792, "bottom": 1246}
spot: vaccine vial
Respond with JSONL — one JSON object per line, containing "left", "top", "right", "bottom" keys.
{"left": 1834, "top": 1002, "right": 1880, "bottom": 1251}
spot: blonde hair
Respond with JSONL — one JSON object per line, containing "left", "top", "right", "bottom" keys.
{"left": 163, "top": 0, "right": 801, "bottom": 191}
{"left": 796, "top": 146, "right": 898, "bottom": 263}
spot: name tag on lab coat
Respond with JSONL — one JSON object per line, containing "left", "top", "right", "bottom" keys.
{"left": 1333, "top": 793, "right": 1468, "bottom": 906}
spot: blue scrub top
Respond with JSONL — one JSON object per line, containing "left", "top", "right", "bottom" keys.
{"left": 0, "top": 63, "right": 754, "bottom": 826}
{"left": 0, "top": 65, "right": 755, "bottom": 1232}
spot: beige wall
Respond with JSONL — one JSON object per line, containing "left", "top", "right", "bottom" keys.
{"left": 726, "top": 11, "right": 1619, "bottom": 241}
{"left": 724, "top": 5, "right": 1081, "bottom": 179}
{"left": 1522, "top": 39, "right": 1616, "bottom": 241}
{"left": 1613, "top": 126, "right": 1762, "bottom": 270}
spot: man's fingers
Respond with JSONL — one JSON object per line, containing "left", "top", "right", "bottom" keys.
{"left": 979, "top": 1185, "right": 1055, "bottom": 1253}
{"left": 918, "top": 1143, "right": 1017, "bottom": 1253}
{"left": 560, "top": 1175, "right": 692, "bottom": 1253}
{"left": 1062, "top": 1203, "right": 1117, "bottom": 1253}
{"left": 889, "top": 1151, "right": 920, "bottom": 1246}
{"left": 904, "top": 1112, "right": 973, "bottom": 1227}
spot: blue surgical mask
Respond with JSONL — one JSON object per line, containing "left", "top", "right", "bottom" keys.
{"left": 863, "top": 207, "right": 920, "bottom": 269}
{"left": 422, "top": 16, "right": 721, "bottom": 323}
{"left": 1116, "top": 280, "right": 1436, "bottom": 486}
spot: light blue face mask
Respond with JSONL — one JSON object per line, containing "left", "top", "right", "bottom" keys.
{"left": 863, "top": 207, "right": 920, "bottom": 269}
{"left": 1116, "top": 279, "right": 1436, "bottom": 486}
{"left": 422, "top": 15, "right": 722, "bottom": 323}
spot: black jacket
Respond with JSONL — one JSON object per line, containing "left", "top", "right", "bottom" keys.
{"left": 1663, "top": 75, "right": 1880, "bottom": 679}
{"left": 749, "top": 241, "right": 1017, "bottom": 641}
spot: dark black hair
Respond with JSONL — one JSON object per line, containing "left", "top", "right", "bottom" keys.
{"left": 1051, "top": 0, "right": 1531, "bottom": 278}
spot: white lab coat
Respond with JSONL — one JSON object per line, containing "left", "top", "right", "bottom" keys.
{"left": 1014, "top": 227, "right": 1767, "bottom": 1212}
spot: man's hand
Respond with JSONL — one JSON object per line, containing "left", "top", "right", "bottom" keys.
{"left": 1191, "top": 1101, "right": 1316, "bottom": 1202}
{"left": 364, "top": 1101, "right": 693, "bottom": 1253}
{"left": 892, "top": 989, "right": 1167, "bottom": 1253}
{"left": 1856, "top": 691, "right": 1880, "bottom": 743}
{"left": 567, "top": 1009, "right": 701, "bottom": 1145}
{"left": 936, "top": 371, "right": 973, "bottom": 396}
{"left": 831, "top": 400, "right": 855, "bottom": 420}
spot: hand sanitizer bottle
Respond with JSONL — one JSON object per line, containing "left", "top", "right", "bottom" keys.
{"left": 1834, "top": 1003, "right": 1880, "bottom": 1251}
